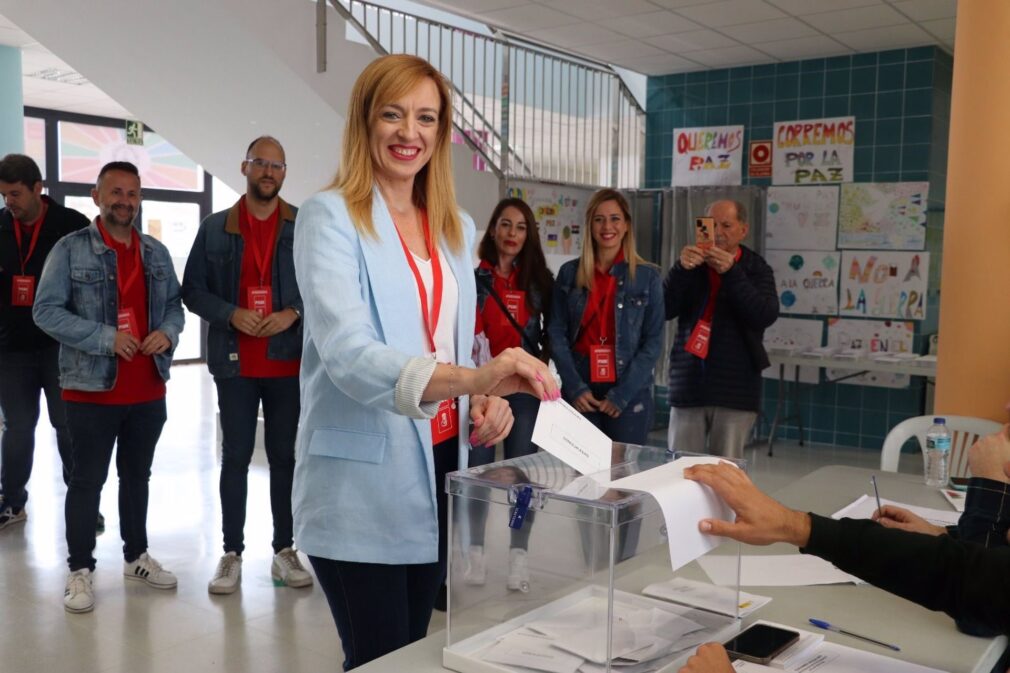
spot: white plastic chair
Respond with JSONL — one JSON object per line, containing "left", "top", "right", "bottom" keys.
{"left": 880, "top": 415, "right": 1002, "bottom": 477}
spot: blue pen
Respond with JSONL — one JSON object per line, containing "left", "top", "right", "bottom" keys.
{"left": 809, "top": 618, "right": 901, "bottom": 652}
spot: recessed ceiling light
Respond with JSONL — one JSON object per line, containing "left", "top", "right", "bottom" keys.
{"left": 25, "top": 67, "right": 89, "bottom": 86}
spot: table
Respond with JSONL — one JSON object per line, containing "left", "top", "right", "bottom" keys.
{"left": 765, "top": 353, "right": 938, "bottom": 454}
{"left": 358, "top": 465, "right": 1003, "bottom": 673}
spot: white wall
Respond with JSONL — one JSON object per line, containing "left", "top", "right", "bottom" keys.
{"left": 1, "top": 0, "right": 500, "bottom": 212}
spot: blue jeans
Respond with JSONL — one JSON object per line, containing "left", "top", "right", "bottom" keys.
{"left": 583, "top": 384, "right": 655, "bottom": 445}
{"left": 0, "top": 346, "right": 73, "bottom": 510}
{"left": 309, "top": 439, "right": 457, "bottom": 670}
{"left": 65, "top": 399, "right": 166, "bottom": 571}
{"left": 467, "top": 392, "right": 539, "bottom": 549}
{"left": 215, "top": 375, "right": 299, "bottom": 555}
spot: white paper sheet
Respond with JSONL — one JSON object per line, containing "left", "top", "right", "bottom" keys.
{"left": 698, "top": 554, "right": 863, "bottom": 587}
{"left": 533, "top": 399, "right": 612, "bottom": 475}
{"left": 642, "top": 577, "right": 772, "bottom": 618}
{"left": 482, "top": 630, "right": 585, "bottom": 673}
{"left": 606, "top": 457, "right": 738, "bottom": 572}
{"left": 779, "top": 641, "right": 945, "bottom": 672}
{"left": 941, "top": 488, "right": 966, "bottom": 513}
{"left": 831, "top": 494, "right": 960, "bottom": 527}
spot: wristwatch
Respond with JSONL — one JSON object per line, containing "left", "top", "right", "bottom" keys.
{"left": 289, "top": 306, "right": 302, "bottom": 320}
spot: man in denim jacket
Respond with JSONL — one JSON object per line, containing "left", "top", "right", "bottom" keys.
{"left": 182, "top": 137, "right": 310, "bottom": 595}
{"left": 33, "top": 161, "right": 185, "bottom": 614}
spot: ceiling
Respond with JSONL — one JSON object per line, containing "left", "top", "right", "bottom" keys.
{"left": 0, "top": 12, "right": 131, "bottom": 118}
{"left": 417, "top": 0, "right": 956, "bottom": 75}
{"left": 0, "top": 1, "right": 956, "bottom": 121}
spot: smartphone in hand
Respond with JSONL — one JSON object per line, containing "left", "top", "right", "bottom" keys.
{"left": 695, "top": 217, "right": 715, "bottom": 251}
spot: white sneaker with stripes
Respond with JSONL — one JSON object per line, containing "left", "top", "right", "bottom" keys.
{"left": 124, "top": 553, "right": 177, "bottom": 589}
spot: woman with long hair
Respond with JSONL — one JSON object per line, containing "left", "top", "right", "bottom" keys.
{"left": 466, "top": 197, "right": 554, "bottom": 591}
{"left": 292, "top": 54, "right": 558, "bottom": 669}
{"left": 547, "top": 188, "right": 664, "bottom": 444}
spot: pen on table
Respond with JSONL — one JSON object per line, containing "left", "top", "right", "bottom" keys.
{"left": 870, "top": 475, "right": 883, "bottom": 519}
{"left": 809, "top": 618, "right": 901, "bottom": 652}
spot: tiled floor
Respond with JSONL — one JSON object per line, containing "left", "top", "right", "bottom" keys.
{"left": 0, "top": 364, "right": 921, "bottom": 673}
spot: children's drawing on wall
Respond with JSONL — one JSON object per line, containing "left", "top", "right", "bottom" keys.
{"left": 766, "top": 250, "right": 840, "bottom": 315}
{"left": 507, "top": 182, "right": 586, "bottom": 255}
{"left": 763, "top": 318, "right": 823, "bottom": 383}
{"left": 826, "top": 318, "right": 914, "bottom": 388}
{"left": 839, "top": 251, "right": 929, "bottom": 320}
{"left": 837, "top": 182, "right": 929, "bottom": 250}
{"left": 766, "top": 186, "right": 839, "bottom": 251}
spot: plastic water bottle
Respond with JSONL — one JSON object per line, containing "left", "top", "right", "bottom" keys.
{"left": 924, "top": 417, "right": 951, "bottom": 487}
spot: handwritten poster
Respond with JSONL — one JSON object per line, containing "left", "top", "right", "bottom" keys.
{"left": 839, "top": 251, "right": 929, "bottom": 320}
{"left": 767, "top": 250, "right": 840, "bottom": 315}
{"left": 773, "top": 116, "right": 855, "bottom": 185}
{"left": 506, "top": 181, "right": 591, "bottom": 256}
{"left": 827, "top": 318, "right": 915, "bottom": 388}
{"left": 763, "top": 318, "right": 824, "bottom": 384}
{"left": 838, "top": 182, "right": 929, "bottom": 250}
{"left": 672, "top": 125, "right": 744, "bottom": 186}
{"left": 766, "top": 186, "right": 839, "bottom": 250}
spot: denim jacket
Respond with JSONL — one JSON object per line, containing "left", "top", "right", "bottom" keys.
{"left": 181, "top": 199, "right": 302, "bottom": 378}
{"left": 547, "top": 258, "right": 664, "bottom": 411}
{"left": 33, "top": 221, "right": 185, "bottom": 391}
{"left": 474, "top": 263, "right": 549, "bottom": 359}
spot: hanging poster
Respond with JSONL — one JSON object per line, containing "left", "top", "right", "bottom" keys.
{"left": 837, "top": 182, "right": 929, "bottom": 250}
{"left": 839, "top": 251, "right": 929, "bottom": 320}
{"left": 672, "top": 125, "right": 744, "bottom": 186}
{"left": 506, "top": 181, "right": 593, "bottom": 274}
{"left": 773, "top": 116, "right": 855, "bottom": 185}
{"left": 827, "top": 318, "right": 915, "bottom": 388}
{"left": 766, "top": 186, "right": 839, "bottom": 250}
{"left": 767, "top": 250, "right": 840, "bottom": 315}
{"left": 763, "top": 318, "right": 823, "bottom": 384}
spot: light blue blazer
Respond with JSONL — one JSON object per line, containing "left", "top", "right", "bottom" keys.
{"left": 291, "top": 188, "right": 476, "bottom": 564}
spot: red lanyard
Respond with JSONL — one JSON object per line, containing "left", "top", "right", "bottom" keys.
{"left": 394, "top": 213, "right": 443, "bottom": 354}
{"left": 12, "top": 201, "right": 47, "bottom": 273}
{"left": 580, "top": 272, "right": 616, "bottom": 343}
{"left": 244, "top": 208, "right": 277, "bottom": 286}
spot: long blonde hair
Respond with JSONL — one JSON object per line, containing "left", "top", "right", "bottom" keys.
{"left": 330, "top": 54, "right": 463, "bottom": 252}
{"left": 576, "top": 189, "right": 650, "bottom": 290}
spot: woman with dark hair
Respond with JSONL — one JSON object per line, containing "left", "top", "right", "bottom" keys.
{"left": 467, "top": 197, "right": 554, "bottom": 591}
{"left": 548, "top": 188, "right": 664, "bottom": 444}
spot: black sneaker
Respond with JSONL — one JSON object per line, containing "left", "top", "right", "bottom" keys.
{"left": 96, "top": 512, "right": 105, "bottom": 535}
{"left": 0, "top": 505, "right": 27, "bottom": 531}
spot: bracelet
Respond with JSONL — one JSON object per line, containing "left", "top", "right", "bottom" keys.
{"left": 289, "top": 306, "right": 302, "bottom": 319}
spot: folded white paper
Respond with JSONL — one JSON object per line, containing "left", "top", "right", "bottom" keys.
{"left": 831, "top": 494, "right": 960, "bottom": 527}
{"left": 941, "top": 488, "right": 966, "bottom": 513}
{"left": 642, "top": 577, "right": 772, "bottom": 618}
{"left": 699, "top": 554, "right": 863, "bottom": 587}
{"left": 533, "top": 399, "right": 612, "bottom": 475}
{"left": 606, "top": 456, "right": 738, "bottom": 572}
{"left": 482, "top": 630, "right": 584, "bottom": 673}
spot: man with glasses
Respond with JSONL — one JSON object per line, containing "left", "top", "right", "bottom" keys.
{"left": 182, "top": 136, "right": 311, "bottom": 594}
{"left": 0, "top": 154, "right": 87, "bottom": 530}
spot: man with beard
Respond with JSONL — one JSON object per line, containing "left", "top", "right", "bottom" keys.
{"left": 0, "top": 154, "right": 87, "bottom": 530}
{"left": 34, "top": 161, "right": 185, "bottom": 613}
{"left": 182, "top": 136, "right": 310, "bottom": 595}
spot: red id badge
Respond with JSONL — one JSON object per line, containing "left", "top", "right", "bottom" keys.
{"left": 248, "top": 286, "right": 273, "bottom": 317}
{"left": 685, "top": 320, "right": 712, "bottom": 359}
{"left": 590, "top": 345, "right": 616, "bottom": 383}
{"left": 431, "top": 399, "right": 459, "bottom": 444}
{"left": 117, "top": 307, "right": 140, "bottom": 336}
{"left": 503, "top": 289, "right": 525, "bottom": 323}
{"left": 12, "top": 275, "right": 35, "bottom": 306}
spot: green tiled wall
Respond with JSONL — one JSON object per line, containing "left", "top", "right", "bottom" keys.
{"left": 646, "top": 46, "right": 951, "bottom": 449}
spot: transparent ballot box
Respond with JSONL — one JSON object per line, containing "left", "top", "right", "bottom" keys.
{"left": 443, "top": 445, "right": 745, "bottom": 673}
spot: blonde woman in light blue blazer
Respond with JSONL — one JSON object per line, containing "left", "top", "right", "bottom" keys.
{"left": 292, "top": 55, "right": 560, "bottom": 669}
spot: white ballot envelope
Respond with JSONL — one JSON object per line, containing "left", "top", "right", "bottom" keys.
{"left": 532, "top": 399, "right": 612, "bottom": 475}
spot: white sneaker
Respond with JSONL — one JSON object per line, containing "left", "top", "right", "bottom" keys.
{"left": 124, "top": 553, "right": 177, "bottom": 589}
{"left": 463, "top": 545, "right": 486, "bottom": 585}
{"left": 507, "top": 548, "right": 530, "bottom": 592}
{"left": 208, "top": 552, "right": 242, "bottom": 595}
{"left": 64, "top": 568, "right": 95, "bottom": 613}
{"left": 271, "top": 548, "right": 313, "bottom": 588}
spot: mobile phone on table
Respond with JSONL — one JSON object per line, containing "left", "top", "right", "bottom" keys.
{"left": 695, "top": 217, "right": 715, "bottom": 250}
{"left": 723, "top": 624, "right": 800, "bottom": 665}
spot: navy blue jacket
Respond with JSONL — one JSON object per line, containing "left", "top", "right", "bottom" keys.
{"left": 663, "top": 245, "right": 778, "bottom": 412}
{"left": 181, "top": 199, "right": 302, "bottom": 378}
{"left": 548, "top": 258, "right": 664, "bottom": 411}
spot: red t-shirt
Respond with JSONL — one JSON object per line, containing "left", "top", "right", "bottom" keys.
{"left": 574, "top": 250, "right": 624, "bottom": 358}
{"left": 474, "top": 260, "right": 529, "bottom": 357}
{"left": 237, "top": 198, "right": 300, "bottom": 378}
{"left": 64, "top": 219, "right": 166, "bottom": 405}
